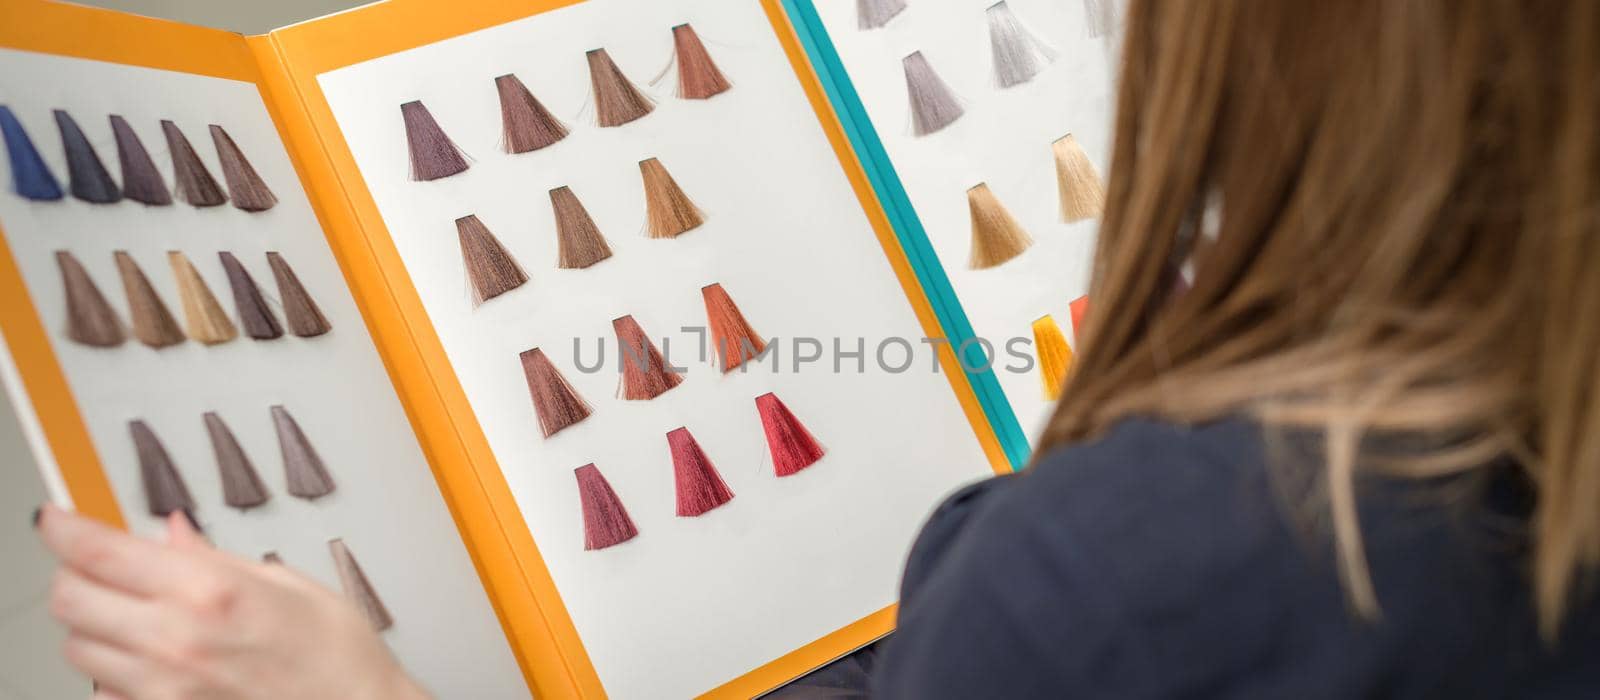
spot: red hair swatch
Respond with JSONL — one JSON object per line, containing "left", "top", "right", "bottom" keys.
{"left": 702, "top": 283, "right": 765, "bottom": 372}
{"left": 755, "top": 393, "right": 826, "bottom": 476}
{"left": 613, "top": 315, "right": 682, "bottom": 400}
{"left": 1069, "top": 295, "right": 1090, "bottom": 339}
{"left": 574, "top": 464, "right": 638, "bottom": 550}
{"left": 667, "top": 427, "right": 733, "bottom": 516}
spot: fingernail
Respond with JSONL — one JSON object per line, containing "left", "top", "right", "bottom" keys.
{"left": 180, "top": 508, "right": 204, "bottom": 534}
{"left": 30, "top": 506, "right": 42, "bottom": 529}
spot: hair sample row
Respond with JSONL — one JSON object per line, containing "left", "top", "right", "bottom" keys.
{"left": 965, "top": 134, "right": 1105, "bottom": 270}
{"left": 897, "top": 2, "right": 1060, "bottom": 137}
{"left": 0, "top": 105, "right": 276, "bottom": 210}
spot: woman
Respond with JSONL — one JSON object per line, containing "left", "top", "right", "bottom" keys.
{"left": 36, "top": 0, "right": 1600, "bottom": 697}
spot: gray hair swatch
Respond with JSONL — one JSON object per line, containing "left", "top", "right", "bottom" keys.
{"left": 203, "top": 411, "right": 270, "bottom": 509}
{"left": 271, "top": 405, "right": 336, "bottom": 500}
{"left": 988, "top": 1, "right": 1058, "bottom": 88}
{"left": 857, "top": 0, "right": 907, "bottom": 30}
{"left": 903, "top": 51, "right": 964, "bottom": 136}
{"left": 131, "top": 419, "right": 194, "bottom": 517}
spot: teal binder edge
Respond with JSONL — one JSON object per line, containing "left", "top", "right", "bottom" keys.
{"left": 779, "top": 0, "right": 1032, "bottom": 470}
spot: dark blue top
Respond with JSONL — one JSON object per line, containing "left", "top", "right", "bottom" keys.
{"left": 872, "top": 418, "right": 1600, "bottom": 698}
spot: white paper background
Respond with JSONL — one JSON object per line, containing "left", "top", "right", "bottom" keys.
{"left": 812, "top": 0, "right": 1117, "bottom": 439}
{"left": 0, "top": 48, "right": 526, "bottom": 699}
{"left": 317, "top": 0, "right": 998, "bottom": 696}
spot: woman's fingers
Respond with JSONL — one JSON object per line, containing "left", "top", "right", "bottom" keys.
{"left": 61, "top": 633, "right": 148, "bottom": 695}
{"left": 48, "top": 568, "right": 170, "bottom": 654}
{"left": 37, "top": 505, "right": 203, "bottom": 598}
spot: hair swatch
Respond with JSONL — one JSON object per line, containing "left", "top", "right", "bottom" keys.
{"left": 550, "top": 186, "right": 614, "bottom": 269}
{"left": 328, "top": 539, "right": 393, "bottom": 631}
{"left": 203, "top": 411, "right": 270, "bottom": 509}
{"left": 0, "top": 105, "right": 63, "bottom": 200}
{"left": 266, "top": 252, "right": 332, "bottom": 337}
{"left": 903, "top": 51, "right": 964, "bottom": 136}
{"left": 494, "top": 74, "right": 569, "bottom": 154}
{"left": 520, "top": 347, "right": 592, "bottom": 438}
{"left": 56, "top": 251, "right": 125, "bottom": 347}
{"left": 575, "top": 464, "right": 638, "bottom": 550}
{"left": 1031, "top": 314, "right": 1074, "bottom": 400}
{"left": 755, "top": 393, "right": 826, "bottom": 476}
{"left": 160, "top": 120, "right": 227, "bottom": 207}
{"left": 455, "top": 215, "right": 528, "bottom": 305}
{"left": 988, "top": 1, "right": 1058, "bottom": 88}
{"left": 209, "top": 125, "right": 277, "bottom": 212}
{"left": 702, "top": 283, "right": 765, "bottom": 372}
{"left": 666, "top": 427, "right": 734, "bottom": 516}
{"left": 672, "top": 24, "right": 732, "bottom": 99}
{"left": 587, "top": 48, "right": 655, "bottom": 127}
{"left": 167, "top": 252, "right": 237, "bottom": 345}
{"left": 1053, "top": 134, "right": 1106, "bottom": 222}
{"left": 1069, "top": 295, "right": 1089, "bottom": 339}
{"left": 967, "top": 183, "right": 1033, "bottom": 269}
{"left": 613, "top": 315, "right": 683, "bottom": 400}
{"left": 218, "top": 252, "right": 283, "bottom": 340}
{"left": 857, "top": 0, "right": 907, "bottom": 29}
{"left": 640, "top": 157, "right": 705, "bottom": 238}
{"left": 131, "top": 419, "right": 193, "bottom": 517}
{"left": 401, "top": 100, "right": 470, "bottom": 181}
{"left": 261, "top": 551, "right": 283, "bottom": 565}
{"left": 113, "top": 251, "right": 185, "bottom": 348}
{"left": 271, "top": 405, "right": 336, "bottom": 500}
{"left": 53, "top": 110, "right": 121, "bottom": 204}
{"left": 109, "top": 115, "right": 172, "bottom": 206}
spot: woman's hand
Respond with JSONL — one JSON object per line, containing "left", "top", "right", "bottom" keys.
{"left": 36, "top": 504, "right": 431, "bottom": 700}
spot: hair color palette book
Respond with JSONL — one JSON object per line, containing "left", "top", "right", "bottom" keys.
{"left": 0, "top": 1, "right": 1103, "bottom": 697}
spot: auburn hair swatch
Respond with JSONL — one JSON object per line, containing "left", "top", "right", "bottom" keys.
{"left": 574, "top": 464, "right": 638, "bottom": 550}
{"left": 520, "top": 347, "right": 592, "bottom": 438}
{"left": 0, "top": 105, "right": 63, "bottom": 201}
{"left": 218, "top": 252, "right": 283, "bottom": 340}
{"left": 130, "top": 419, "right": 193, "bottom": 517}
{"left": 167, "top": 252, "right": 237, "bottom": 345}
{"left": 988, "top": 1, "right": 1058, "bottom": 88}
{"left": 203, "top": 411, "right": 270, "bottom": 509}
{"left": 56, "top": 251, "right": 125, "bottom": 347}
{"left": 702, "top": 283, "right": 765, "bottom": 372}
{"left": 666, "top": 427, "right": 734, "bottom": 516}
{"left": 550, "top": 186, "right": 614, "bottom": 269}
{"left": 161, "top": 120, "right": 227, "bottom": 207}
{"left": 903, "top": 51, "right": 964, "bottom": 136}
{"left": 967, "top": 183, "right": 1033, "bottom": 269}
{"left": 266, "top": 252, "right": 332, "bottom": 337}
{"left": 1053, "top": 134, "right": 1106, "bottom": 222}
{"left": 328, "top": 539, "right": 393, "bottom": 631}
{"left": 672, "top": 24, "right": 732, "bottom": 99}
{"left": 113, "top": 251, "right": 185, "bottom": 348}
{"left": 109, "top": 115, "right": 172, "bottom": 206}
{"left": 857, "top": 0, "right": 907, "bottom": 30}
{"left": 401, "top": 100, "right": 470, "bottom": 181}
{"left": 1031, "top": 314, "right": 1074, "bottom": 401}
{"left": 53, "top": 110, "right": 120, "bottom": 204}
{"left": 271, "top": 405, "right": 336, "bottom": 499}
{"left": 586, "top": 48, "right": 654, "bottom": 127}
{"left": 209, "top": 125, "right": 277, "bottom": 212}
{"left": 640, "top": 157, "right": 704, "bottom": 239}
{"left": 496, "top": 74, "right": 569, "bottom": 154}
{"left": 613, "top": 315, "right": 682, "bottom": 400}
{"left": 755, "top": 393, "right": 826, "bottom": 477}
{"left": 455, "top": 214, "right": 528, "bottom": 305}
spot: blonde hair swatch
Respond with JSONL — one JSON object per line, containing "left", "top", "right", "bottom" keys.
{"left": 672, "top": 24, "right": 732, "bottom": 99}
{"left": 266, "top": 252, "right": 332, "bottom": 337}
{"left": 167, "top": 252, "right": 237, "bottom": 345}
{"left": 218, "top": 252, "right": 284, "bottom": 340}
{"left": 455, "top": 215, "right": 528, "bottom": 305}
{"left": 987, "top": 1, "right": 1058, "bottom": 88}
{"left": 328, "top": 539, "right": 393, "bottom": 631}
{"left": 131, "top": 419, "right": 193, "bottom": 517}
{"left": 967, "top": 183, "right": 1033, "bottom": 269}
{"left": 640, "top": 157, "right": 705, "bottom": 238}
{"left": 109, "top": 115, "right": 171, "bottom": 206}
{"left": 496, "top": 74, "right": 569, "bottom": 154}
{"left": 903, "top": 51, "right": 964, "bottom": 136}
{"left": 271, "top": 405, "right": 336, "bottom": 500}
{"left": 857, "top": 0, "right": 907, "bottom": 29}
{"left": 160, "top": 120, "right": 226, "bottom": 207}
{"left": 400, "top": 100, "right": 470, "bottom": 181}
{"left": 550, "top": 186, "right": 614, "bottom": 269}
{"left": 56, "top": 251, "right": 125, "bottom": 347}
{"left": 209, "top": 125, "right": 277, "bottom": 212}
{"left": 1053, "top": 134, "right": 1106, "bottom": 221}
{"left": 1031, "top": 314, "right": 1074, "bottom": 400}
{"left": 586, "top": 48, "right": 654, "bottom": 127}
{"left": 203, "top": 411, "right": 270, "bottom": 509}
{"left": 113, "top": 251, "right": 185, "bottom": 348}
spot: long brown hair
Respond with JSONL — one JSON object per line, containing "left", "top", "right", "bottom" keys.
{"left": 1040, "top": 0, "right": 1599, "bottom": 637}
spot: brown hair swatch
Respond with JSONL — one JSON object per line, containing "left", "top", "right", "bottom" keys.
{"left": 271, "top": 405, "right": 336, "bottom": 500}
{"left": 209, "top": 125, "right": 277, "bottom": 212}
{"left": 702, "top": 283, "right": 765, "bottom": 372}
{"left": 613, "top": 314, "right": 683, "bottom": 400}
{"left": 130, "top": 419, "right": 194, "bottom": 517}
{"left": 160, "top": 120, "right": 227, "bottom": 207}
{"left": 672, "top": 24, "right": 732, "bottom": 99}
{"left": 56, "top": 251, "right": 125, "bottom": 347}
{"left": 266, "top": 252, "right": 331, "bottom": 337}
{"left": 496, "top": 74, "right": 569, "bottom": 154}
{"left": 967, "top": 183, "right": 1033, "bottom": 269}
{"left": 587, "top": 48, "right": 655, "bottom": 127}
{"left": 400, "top": 100, "right": 470, "bottom": 181}
{"left": 1053, "top": 133, "right": 1106, "bottom": 222}
{"left": 203, "top": 411, "right": 270, "bottom": 509}
{"left": 520, "top": 347, "right": 592, "bottom": 438}
{"left": 640, "top": 157, "right": 705, "bottom": 239}
{"left": 167, "top": 252, "right": 237, "bottom": 345}
{"left": 261, "top": 551, "right": 284, "bottom": 564}
{"left": 455, "top": 215, "right": 528, "bottom": 305}
{"left": 903, "top": 51, "right": 965, "bottom": 136}
{"left": 328, "top": 539, "right": 393, "bottom": 631}
{"left": 550, "top": 186, "right": 614, "bottom": 269}
{"left": 53, "top": 110, "right": 121, "bottom": 204}
{"left": 109, "top": 115, "right": 170, "bottom": 206}
{"left": 113, "top": 251, "right": 185, "bottom": 348}
{"left": 575, "top": 464, "right": 638, "bottom": 550}
{"left": 218, "top": 252, "right": 283, "bottom": 340}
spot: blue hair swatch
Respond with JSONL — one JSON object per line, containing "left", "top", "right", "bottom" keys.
{"left": 0, "top": 105, "right": 64, "bottom": 201}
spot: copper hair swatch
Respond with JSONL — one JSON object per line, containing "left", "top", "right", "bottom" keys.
{"left": 54, "top": 110, "right": 120, "bottom": 204}
{"left": 640, "top": 157, "right": 704, "bottom": 239}
{"left": 161, "top": 120, "right": 227, "bottom": 207}
{"left": 672, "top": 24, "right": 732, "bottom": 99}
{"left": 209, "top": 125, "right": 277, "bottom": 212}
{"left": 496, "top": 74, "right": 569, "bottom": 154}
{"left": 520, "top": 347, "right": 592, "bottom": 438}
{"left": 218, "top": 252, "right": 284, "bottom": 340}
{"left": 987, "top": 1, "right": 1058, "bottom": 88}
{"left": 967, "top": 183, "right": 1033, "bottom": 269}
{"left": 401, "top": 100, "right": 470, "bottom": 181}
{"left": 702, "top": 283, "right": 765, "bottom": 372}
{"left": 328, "top": 539, "right": 393, "bottom": 631}
{"left": 203, "top": 411, "right": 270, "bottom": 509}
{"left": 575, "top": 464, "right": 638, "bottom": 550}
{"left": 613, "top": 315, "right": 682, "bottom": 400}
{"left": 1069, "top": 295, "right": 1089, "bottom": 339}
{"left": 857, "top": 0, "right": 907, "bottom": 30}
{"left": 1031, "top": 314, "right": 1074, "bottom": 401}
{"left": 550, "top": 186, "right": 614, "bottom": 269}
{"left": 131, "top": 419, "right": 194, "bottom": 517}
{"left": 167, "top": 252, "right": 237, "bottom": 345}
{"left": 755, "top": 393, "right": 826, "bottom": 477}
{"left": 667, "top": 427, "right": 734, "bottom": 517}
{"left": 56, "top": 251, "right": 125, "bottom": 347}
{"left": 1053, "top": 134, "right": 1106, "bottom": 222}
{"left": 0, "top": 105, "right": 63, "bottom": 201}
{"left": 109, "top": 115, "right": 172, "bottom": 206}
{"left": 456, "top": 214, "right": 528, "bottom": 305}
{"left": 903, "top": 51, "right": 964, "bottom": 136}
{"left": 113, "top": 251, "right": 185, "bottom": 348}
{"left": 271, "top": 405, "right": 336, "bottom": 500}
{"left": 586, "top": 48, "right": 654, "bottom": 127}
{"left": 266, "top": 252, "right": 332, "bottom": 337}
